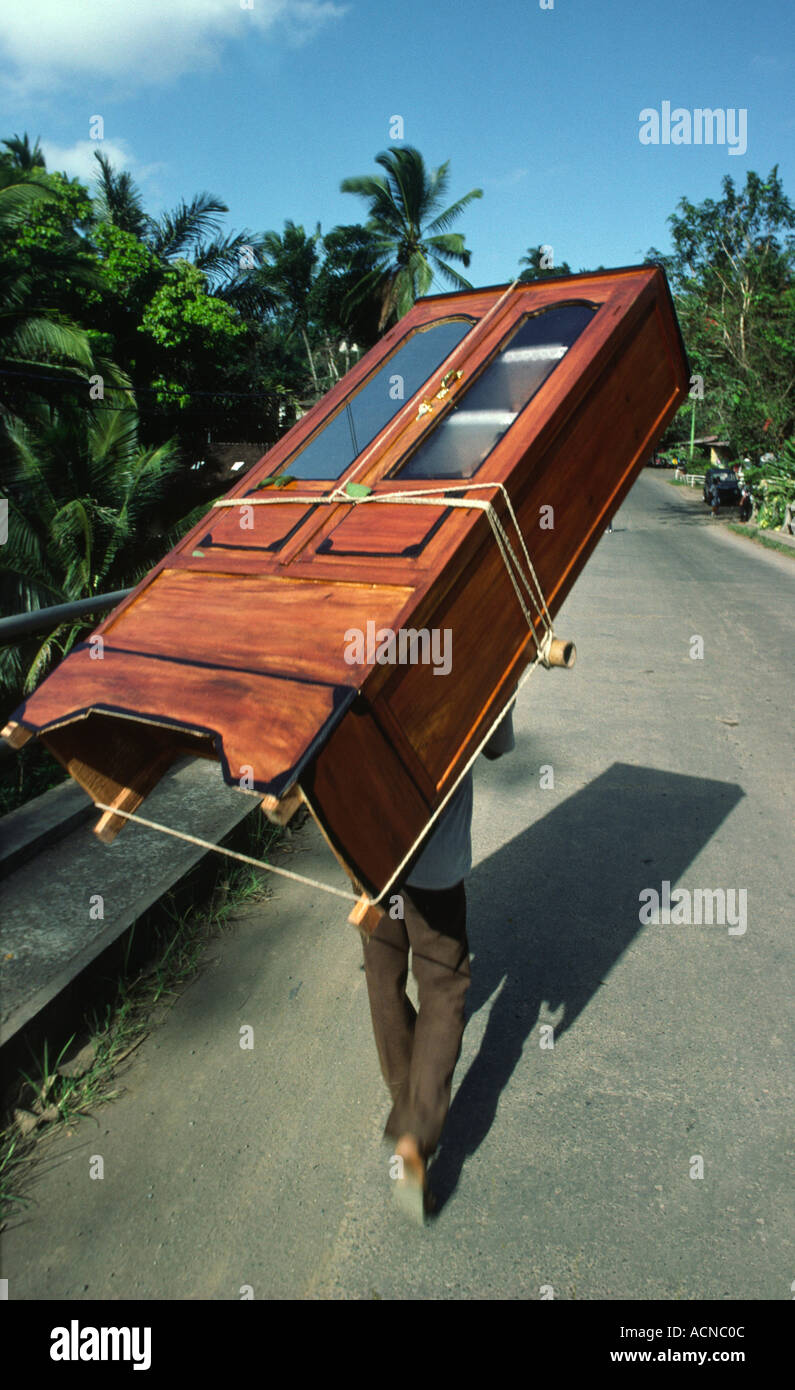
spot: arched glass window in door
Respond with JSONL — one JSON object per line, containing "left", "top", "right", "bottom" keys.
{"left": 283, "top": 317, "right": 475, "bottom": 480}
{"left": 394, "top": 303, "right": 598, "bottom": 480}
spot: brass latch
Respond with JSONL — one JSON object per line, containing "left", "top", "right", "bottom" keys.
{"left": 438, "top": 368, "right": 463, "bottom": 395}
{"left": 415, "top": 368, "right": 463, "bottom": 420}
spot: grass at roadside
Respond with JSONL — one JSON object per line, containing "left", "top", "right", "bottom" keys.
{"left": 666, "top": 478, "right": 795, "bottom": 554}
{"left": 726, "top": 522, "right": 795, "bottom": 558}
{"left": 0, "top": 807, "right": 300, "bottom": 1223}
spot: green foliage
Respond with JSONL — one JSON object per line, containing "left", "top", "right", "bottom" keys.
{"left": 7, "top": 169, "right": 94, "bottom": 255}
{"left": 0, "top": 402, "right": 200, "bottom": 700}
{"left": 518, "top": 246, "right": 572, "bottom": 281}
{"left": 340, "top": 146, "right": 482, "bottom": 328}
{"left": 647, "top": 167, "right": 795, "bottom": 454}
{"left": 0, "top": 168, "right": 101, "bottom": 443}
{"left": 1, "top": 133, "right": 46, "bottom": 170}
{"left": 92, "top": 222, "right": 160, "bottom": 297}
{"left": 132, "top": 261, "right": 246, "bottom": 420}
{"left": 139, "top": 261, "right": 245, "bottom": 351}
{"left": 92, "top": 150, "right": 150, "bottom": 238}
{"left": 310, "top": 223, "right": 383, "bottom": 352}
{"left": 254, "top": 220, "right": 324, "bottom": 393}
{"left": 1, "top": 168, "right": 100, "bottom": 340}
{"left": 147, "top": 193, "right": 228, "bottom": 262}
{"left": 86, "top": 152, "right": 269, "bottom": 441}
{"left": 743, "top": 437, "right": 795, "bottom": 528}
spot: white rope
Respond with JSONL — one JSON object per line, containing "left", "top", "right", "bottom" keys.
{"left": 92, "top": 801, "right": 361, "bottom": 902}
{"left": 212, "top": 481, "right": 554, "bottom": 661}
{"left": 339, "top": 278, "right": 521, "bottom": 490}
{"left": 208, "top": 480, "right": 561, "bottom": 903}
{"left": 93, "top": 475, "right": 555, "bottom": 911}
{"left": 91, "top": 648, "right": 544, "bottom": 914}
{"left": 94, "top": 280, "right": 561, "bottom": 913}
{"left": 364, "top": 655, "right": 541, "bottom": 905}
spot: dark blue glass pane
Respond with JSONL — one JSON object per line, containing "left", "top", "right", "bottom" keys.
{"left": 397, "top": 303, "right": 598, "bottom": 480}
{"left": 286, "top": 318, "right": 474, "bottom": 480}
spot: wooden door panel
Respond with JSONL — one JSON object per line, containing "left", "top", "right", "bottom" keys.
{"left": 16, "top": 645, "right": 355, "bottom": 795}
{"left": 303, "top": 696, "right": 433, "bottom": 895}
{"left": 188, "top": 499, "right": 320, "bottom": 557}
{"left": 100, "top": 569, "right": 415, "bottom": 687}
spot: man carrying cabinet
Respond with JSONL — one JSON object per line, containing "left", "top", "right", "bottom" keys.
{"left": 361, "top": 705, "right": 516, "bottom": 1223}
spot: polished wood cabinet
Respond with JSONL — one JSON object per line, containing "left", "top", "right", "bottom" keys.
{"left": 4, "top": 266, "right": 690, "bottom": 898}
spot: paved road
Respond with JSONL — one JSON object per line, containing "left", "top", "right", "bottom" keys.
{"left": 3, "top": 471, "right": 792, "bottom": 1300}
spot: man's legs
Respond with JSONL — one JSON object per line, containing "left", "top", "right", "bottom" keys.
{"left": 360, "top": 910, "right": 417, "bottom": 1108}
{"left": 361, "top": 881, "right": 470, "bottom": 1162}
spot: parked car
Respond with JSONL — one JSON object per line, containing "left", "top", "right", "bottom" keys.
{"left": 703, "top": 467, "right": 741, "bottom": 506}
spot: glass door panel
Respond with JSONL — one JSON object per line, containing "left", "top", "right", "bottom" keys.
{"left": 284, "top": 317, "right": 474, "bottom": 480}
{"left": 394, "top": 303, "right": 597, "bottom": 480}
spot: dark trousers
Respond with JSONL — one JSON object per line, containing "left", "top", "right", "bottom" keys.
{"left": 361, "top": 881, "right": 470, "bottom": 1160}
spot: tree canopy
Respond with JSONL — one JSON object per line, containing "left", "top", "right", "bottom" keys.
{"left": 647, "top": 166, "right": 795, "bottom": 453}
{"left": 341, "top": 146, "right": 483, "bottom": 327}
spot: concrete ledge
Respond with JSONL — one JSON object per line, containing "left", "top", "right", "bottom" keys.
{"left": 0, "top": 778, "right": 94, "bottom": 881}
{"left": 0, "top": 758, "right": 262, "bottom": 1048}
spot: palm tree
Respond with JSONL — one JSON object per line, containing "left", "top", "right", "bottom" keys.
{"left": 94, "top": 150, "right": 227, "bottom": 255}
{"left": 1, "top": 133, "right": 46, "bottom": 171}
{"left": 1, "top": 401, "right": 205, "bottom": 696}
{"left": 93, "top": 151, "right": 150, "bottom": 239}
{"left": 92, "top": 150, "right": 261, "bottom": 291}
{"left": 518, "top": 245, "right": 572, "bottom": 282}
{"left": 0, "top": 168, "right": 97, "bottom": 418}
{"left": 340, "top": 146, "right": 483, "bottom": 328}
{"left": 147, "top": 193, "right": 231, "bottom": 261}
{"left": 258, "top": 220, "right": 323, "bottom": 392}
{"left": 309, "top": 223, "right": 384, "bottom": 366}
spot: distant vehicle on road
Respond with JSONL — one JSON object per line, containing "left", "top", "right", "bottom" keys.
{"left": 703, "top": 467, "right": 741, "bottom": 507}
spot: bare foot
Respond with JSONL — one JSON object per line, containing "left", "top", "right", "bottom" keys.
{"left": 395, "top": 1133, "right": 425, "bottom": 1181}
{"left": 393, "top": 1134, "right": 426, "bottom": 1224}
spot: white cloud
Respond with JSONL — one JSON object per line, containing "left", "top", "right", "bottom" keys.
{"left": 40, "top": 138, "right": 163, "bottom": 189}
{"left": 749, "top": 53, "right": 792, "bottom": 72}
{"left": 486, "top": 168, "right": 529, "bottom": 190}
{"left": 0, "top": 0, "right": 348, "bottom": 90}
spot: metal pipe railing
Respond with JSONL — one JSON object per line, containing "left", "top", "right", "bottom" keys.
{"left": 0, "top": 589, "right": 132, "bottom": 645}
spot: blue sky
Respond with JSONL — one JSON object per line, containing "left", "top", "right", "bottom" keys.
{"left": 0, "top": 0, "right": 792, "bottom": 289}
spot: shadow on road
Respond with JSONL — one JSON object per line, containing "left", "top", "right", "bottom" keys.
{"left": 649, "top": 485, "right": 745, "bottom": 528}
{"left": 427, "top": 762, "right": 744, "bottom": 1215}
